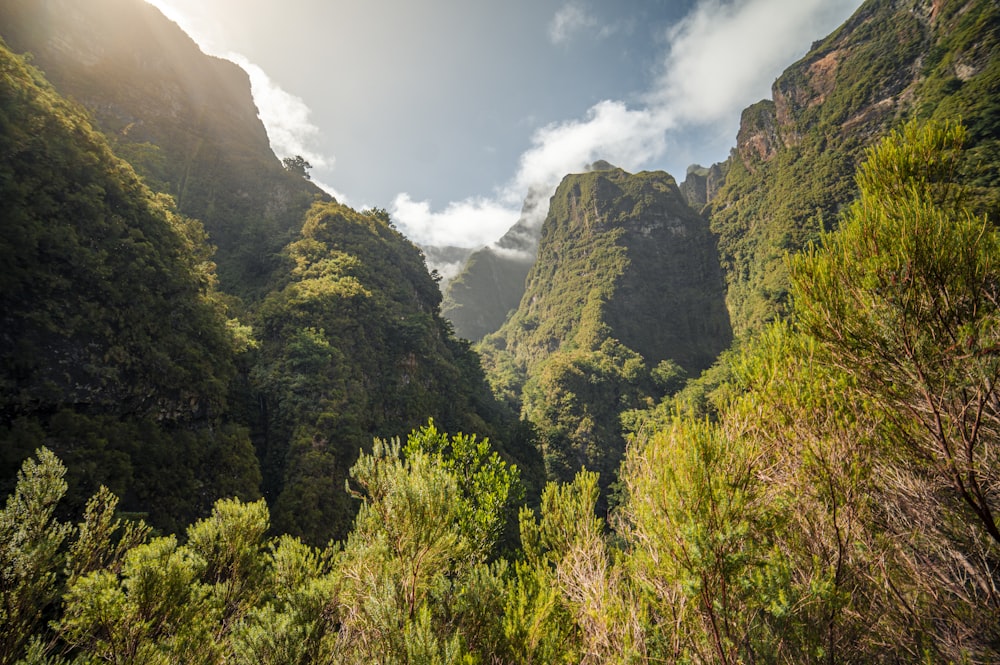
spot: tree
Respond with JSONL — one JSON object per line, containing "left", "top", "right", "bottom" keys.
{"left": 791, "top": 120, "right": 1000, "bottom": 546}
{"left": 790, "top": 119, "right": 1000, "bottom": 660}
{"left": 0, "top": 448, "right": 72, "bottom": 663}
{"left": 282, "top": 155, "right": 312, "bottom": 179}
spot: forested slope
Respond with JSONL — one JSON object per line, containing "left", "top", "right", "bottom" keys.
{"left": 479, "top": 165, "right": 731, "bottom": 496}
{"left": 0, "top": 41, "right": 260, "bottom": 531}
{"left": 0, "top": 0, "right": 327, "bottom": 297}
{"left": 249, "top": 203, "right": 537, "bottom": 543}
{"left": 706, "top": 0, "right": 1000, "bottom": 335}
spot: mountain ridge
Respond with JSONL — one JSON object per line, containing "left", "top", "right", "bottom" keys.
{"left": 0, "top": 0, "right": 328, "bottom": 297}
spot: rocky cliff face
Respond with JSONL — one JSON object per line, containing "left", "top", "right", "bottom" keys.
{"left": 0, "top": 0, "right": 327, "bottom": 296}
{"left": 478, "top": 166, "right": 731, "bottom": 493}
{"left": 679, "top": 162, "right": 729, "bottom": 210}
{"left": 490, "top": 166, "right": 731, "bottom": 378}
{"left": 704, "top": 0, "right": 1000, "bottom": 335}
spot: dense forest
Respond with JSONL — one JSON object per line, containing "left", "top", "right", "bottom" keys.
{"left": 3, "top": 0, "right": 1000, "bottom": 662}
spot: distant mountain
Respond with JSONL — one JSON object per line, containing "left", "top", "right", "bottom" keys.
{"left": 678, "top": 162, "right": 728, "bottom": 210}
{"left": 441, "top": 187, "right": 547, "bottom": 341}
{"left": 479, "top": 166, "right": 732, "bottom": 495}
{"left": 0, "top": 0, "right": 327, "bottom": 297}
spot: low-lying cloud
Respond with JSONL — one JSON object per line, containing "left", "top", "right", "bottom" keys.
{"left": 390, "top": 194, "right": 523, "bottom": 249}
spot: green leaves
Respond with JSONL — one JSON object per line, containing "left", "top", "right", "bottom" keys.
{"left": 403, "top": 421, "right": 522, "bottom": 559}
{"left": 0, "top": 448, "right": 72, "bottom": 663}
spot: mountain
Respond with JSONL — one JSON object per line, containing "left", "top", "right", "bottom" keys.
{"left": 440, "top": 188, "right": 547, "bottom": 341}
{"left": 0, "top": 42, "right": 260, "bottom": 531}
{"left": 706, "top": 0, "right": 1000, "bottom": 335}
{"left": 0, "top": 0, "right": 537, "bottom": 545}
{"left": 249, "top": 203, "right": 536, "bottom": 543}
{"left": 0, "top": 0, "right": 327, "bottom": 297}
{"left": 450, "top": 0, "right": 999, "bottom": 346}
{"left": 678, "top": 162, "right": 729, "bottom": 210}
{"left": 479, "top": 165, "right": 732, "bottom": 494}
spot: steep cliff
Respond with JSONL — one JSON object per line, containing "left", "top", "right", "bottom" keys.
{"left": 706, "top": 0, "right": 1000, "bottom": 335}
{"left": 479, "top": 165, "right": 731, "bottom": 495}
{"left": 0, "top": 43, "right": 260, "bottom": 531}
{"left": 0, "top": 0, "right": 327, "bottom": 297}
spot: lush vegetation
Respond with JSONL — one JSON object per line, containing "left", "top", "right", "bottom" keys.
{"left": 0, "top": 40, "right": 260, "bottom": 532}
{"left": 5, "top": 116, "right": 995, "bottom": 665}
{"left": 3, "top": 0, "right": 1000, "bottom": 661}
{"left": 248, "top": 202, "right": 537, "bottom": 544}
{"left": 706, "top": 0, "right": 1000, "bottom": 337}
{"left": 478, "top": 166, "right": 732, "bottom": 502}
{"left": 0, "top": 36, "right": 534, "bottom": 547}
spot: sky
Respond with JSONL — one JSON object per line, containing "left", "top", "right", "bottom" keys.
{"left": 145, "top": 0, "right": 864, "bottom": 252}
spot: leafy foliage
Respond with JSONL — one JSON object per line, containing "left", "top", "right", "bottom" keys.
{"left": 0, "top": 42, "right": 260, "bottom": 531}
{"left": 250, "top": 202, "right": 534, "bottom": 544}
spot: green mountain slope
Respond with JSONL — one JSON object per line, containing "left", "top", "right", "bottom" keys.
{"left": 0, "top": 0, "right": 327, "bottom": 297}
{"left": 249, "top": 204, "right": 536, "bottom": 543}
{"left": 0, "top": 42, "right": 260, "bottom": 532}
{"left": 480, "top": 165, "right": 731, "bottom": 494}
{"left": 705, "top": 0, "right": 1000, "bottom": 336}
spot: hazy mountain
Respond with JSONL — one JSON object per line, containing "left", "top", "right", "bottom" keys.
{"left": 0, "top": 0, "right": 327, "bottom": 297}
{"left": 418, "top": 244, "right": 475, "bottom": 286}
{"left": 440, "top": 187, "right": 548, "bottom": 341}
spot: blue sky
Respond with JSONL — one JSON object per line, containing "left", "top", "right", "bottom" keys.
{"left": 146, "top": 0, "right": 863, "bottom": 250}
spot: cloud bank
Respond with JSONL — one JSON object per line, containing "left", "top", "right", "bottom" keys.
{"left": 391, "top": 194, "right": 522, "bottom": 249}
{"left": 391, "top": 0, "right": 861, "bottom": 250}
{"left": 227, "top": 54, "right": 331, "bottom": 170}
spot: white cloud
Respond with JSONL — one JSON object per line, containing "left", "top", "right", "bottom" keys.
{"left": 548, "top": 2, "right": 599, "bottom": 45}
{"left": 514, "top": 100, "right": 672, "bottom": 193}
{"left": 650, "top": 0, "right": 862, "bottom": 125}
{"left": 392, "top": 101, "right": 672, "bottom": 248}
{"left": 396, "top": 0, "right": 862, "bottom": 250}
{"left": 390, "top": 193, "right": 521, "bottom": 249}
{"left": 227, "top": 54, "right": 331, "bottom": 169}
